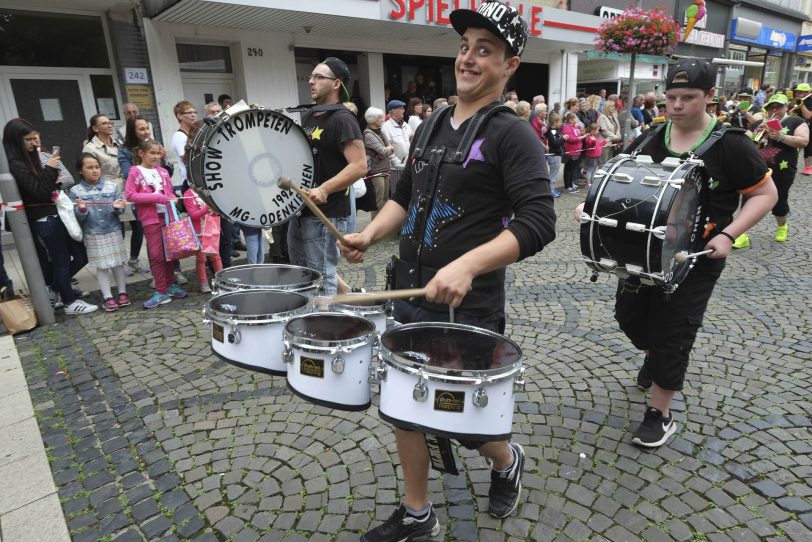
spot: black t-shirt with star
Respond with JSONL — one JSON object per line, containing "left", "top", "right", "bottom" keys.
{"left": 763, "top": 116, "right": 806, "bottom": 178}
{"left": 628, "top": 121, "right": 770, "bottom": 237}
{"left": 301, "top": 108, "right": 363, "bottom": 218}
{"left": 391, "top": 109, "right": 556, "bottom": 311}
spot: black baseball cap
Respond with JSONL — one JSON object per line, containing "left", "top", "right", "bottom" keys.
{"left": 450, "top": 0, "right": 528, "bottom": 57}
{"left": 321, "top": 57, "right": 351, "bottom": 102}
{"left": 665, "top": 59, "right": 717, "bottom": 91}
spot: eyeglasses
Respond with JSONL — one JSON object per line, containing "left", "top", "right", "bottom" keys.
{"left": 182, "top": 111, "right": 197, "bottom": 116}
{"left": 309, "top": 74, "right": 337, "bottom": 82}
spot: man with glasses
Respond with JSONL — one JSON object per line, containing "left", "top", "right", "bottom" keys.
{"left": 168, "top": 100, "right": 197, "bottom": 285}
{"left": 288, "top": 57, "right": 366, "bottom": 295}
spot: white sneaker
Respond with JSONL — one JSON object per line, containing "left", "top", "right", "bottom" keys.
{"left": 174, "top": 271, "right": 188, "bottom": 285}
{"left": 200, "top": 283, "right": 212, "bottom": 294}
{"left": 64, "top": 299, "right": 98, "bottom": 315}
{"left": 123, "top": 266, "right": 134, "bottom": 277}
{"left": 128, "top": 259, "right": 150, "bottom": 274}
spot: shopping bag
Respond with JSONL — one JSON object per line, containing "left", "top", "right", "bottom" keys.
{"left": 162, "top": 201, "right": 200, "bottom": 261}
{"left": 55, "top": 191, "right": 83, "bottom": 242}
{"left": 200, "top": 213, "right": 221, "bottom": 255}
{"left": 0, "top": 295, "right": 37, "bottom": 335}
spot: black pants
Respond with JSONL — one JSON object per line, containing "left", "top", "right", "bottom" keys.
{"left": 771, "top": 170, "right": 794, "bottom": 217}
{"left": 563, "top": 155, "right": 582, "bottom": 189}
{"left": 219, "top": 219, "right": 233, "bottom": 269}
{"left": 614, "top": 257, "right": 725, "bottom": 391}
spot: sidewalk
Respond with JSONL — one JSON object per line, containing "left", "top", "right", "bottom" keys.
{"left": 0, "top": 334, "right": 70, "bottom": 542}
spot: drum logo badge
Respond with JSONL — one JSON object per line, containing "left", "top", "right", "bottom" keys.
{"left": 300, "top": 357, "right": 325, "bottom": 378}
{"left": 212, "top": 323, "right": 224, "bottom": 343}
{"left": 434, "top": 390, "right": 465, "bottom": 413}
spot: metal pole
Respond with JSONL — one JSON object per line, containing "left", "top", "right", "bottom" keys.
{"left": 0, "top": 145, "right": 55, "bottom": 325}
{"left": 621, "top": 52, "right": 638, "bottom": 148}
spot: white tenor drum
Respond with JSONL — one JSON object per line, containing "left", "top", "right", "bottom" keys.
{"left": 212, "top": 264, "right": 322, "bottom": 297}
{"left": 187, "top": 102, "right": 314, "bottom": 228}
{"left": 204, "top": 289, "right": 311, "bottom": 375}
{"left": 329, "top": 296, "right": 390, "bottom": 334}
{"left": 373, "top": 323, "right": 525, "bottom": 441}
{"left": 283, "top": 312, "right": 377, "bottom": 411}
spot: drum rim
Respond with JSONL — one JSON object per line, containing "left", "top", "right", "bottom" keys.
{"left": 329, "top": 299, "right": 388, "bottom": 316}
{"left": 283, "top": 311, "right": 377, "bottom": 348}
{"left": 206, "top": 289, "right": 311, "bottom": 325}
{"left": 379, "top": 322, "right": 523, "bottom": 380}
{"left": 213, "top": 264, "right": 323, "bottom": 292}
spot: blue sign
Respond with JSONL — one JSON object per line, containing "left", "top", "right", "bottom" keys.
{"left": 798, "top": 35, "right": 812, "bottom": 52}
{"left": 731, "top": 19, "right": 797, "bottom": 51}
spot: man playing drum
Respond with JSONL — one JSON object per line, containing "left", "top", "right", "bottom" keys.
{"left": 578, "top": 59, "right": 777, "bottom": 448}
{"left": 290, "top": 57, "right": 367, "bottom": 295}
{"left": 341, "top": 2, "right": 556, "bottom": 540}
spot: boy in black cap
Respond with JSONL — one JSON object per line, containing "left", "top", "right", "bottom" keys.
{"left": 288, "top": 57, "right": 366, "bottom": 295}
{"left": 342, "top": 1, "right": 555, "bottom": 540}
{"left": 578, "top": 58, "right": 777, "bottom": 449}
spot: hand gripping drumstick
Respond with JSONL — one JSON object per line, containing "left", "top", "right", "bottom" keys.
{"left": 674, "top": 248, "right": 714, "bottom": 263}
{"left": 277, "top": 176, "right": 348, "bottom": 245}
{"left": 329, "top": 288, "right": 428, "bottom": 306}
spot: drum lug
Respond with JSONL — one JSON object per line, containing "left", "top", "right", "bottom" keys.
{"left": 282, "top": 341, "right": 293, "bottom": 364}
{"left": 369, "top": 363, "right": 387, "bottom": 383}
{"left": 513, "top": 367, "right": 526, "bottom": 393}
{"left": 412, "top": 373, "right": 428, "bottom": 402}
{"left": 473, "top": 386, "right": 489, "bottom": 408}
{"left": 331, "top": 353, "right": 345, "bottom": 374}
{"left": 227, "top": 327, "right": 241, "bottom": 344}
{"left": 201, "top": 306, "right": 210, "bottom": 326}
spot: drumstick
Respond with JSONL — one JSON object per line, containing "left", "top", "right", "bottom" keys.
{"left": 277, "top": 176, "right": 348, "bottom": 245}
{"left": 674, "top": 249, "right": 714, "bottom": 263}
{"left": 329, "top": 288, "right": 428, "bottom": 306}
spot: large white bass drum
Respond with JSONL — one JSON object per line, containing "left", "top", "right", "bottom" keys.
{"left": 187, "top": 101, "right": 314, "bottom": 228}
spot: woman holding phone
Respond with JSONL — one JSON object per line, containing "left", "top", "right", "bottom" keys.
{"left": 2, "top": 118, "right": 97, "bottom": 314}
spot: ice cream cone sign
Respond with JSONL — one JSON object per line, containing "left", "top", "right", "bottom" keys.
{"left": 683, "top": 0, "right": 706, "bottom": 41}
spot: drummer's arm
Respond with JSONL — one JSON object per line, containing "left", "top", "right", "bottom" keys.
{"left": 311, "top": 139, "right": 367, "bottom": 203}
{"left": 705, "top": 176, "right": 777, "bottom": 259}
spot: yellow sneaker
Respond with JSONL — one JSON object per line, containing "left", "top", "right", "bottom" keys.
{"left": 775, "top": 224, "right": 788, "bottom": 242}
{"left": 732, "top": 233, "right": 750, "bottom": 249}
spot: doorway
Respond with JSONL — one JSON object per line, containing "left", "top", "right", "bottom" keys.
{"left": 7, "top": 77, "right": 88, "bottom": 176}
{"left": 181, "top": 77, "right": 235, "bottom": 117}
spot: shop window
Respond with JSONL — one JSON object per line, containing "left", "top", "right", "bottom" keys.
{"left": 176, "top": 44, "right": 233, "bottom": 73}
{"left": 91, "top": 75, "right": 119, "bottom": 120}
{"left": 0, "top": 9, "right": 109, "bottom": 68}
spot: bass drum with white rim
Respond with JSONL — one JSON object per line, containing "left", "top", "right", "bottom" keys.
{"left": 373, "top": 323, "right": 525, "bottom": 441}
{"left": 187, "top": 101, "right": 314, "bottom": 228}
{"left": 579, "top": 154, "right": 708, "bottom": 291}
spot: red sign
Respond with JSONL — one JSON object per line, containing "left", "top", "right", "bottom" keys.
{"left": 387, "top": 0, "right": 544, "bottom": 37}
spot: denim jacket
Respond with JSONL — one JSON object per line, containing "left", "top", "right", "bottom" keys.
{"left": 69, "top": 178, "right": 124, "bottom": 235}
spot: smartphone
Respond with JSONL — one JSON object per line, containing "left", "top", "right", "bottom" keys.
{"left": 52, "top": 146, "right": 60, "bottom": 155}
{"left": 739, "top": 101, "right": 750, "bottom": 111}
{"left": 767, "top": 119, "right": 782, "bottom": 131}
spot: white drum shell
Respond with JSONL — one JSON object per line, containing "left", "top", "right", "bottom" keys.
{"left": 284, "top": 313, "right": 377, "bottom": 411}
{"left": 377, "top": 359, "right": 519, "bottom": 440}
{"left": 212, "top": 264, "right": 322, "bottom": 297}
{"left": 329, "top": 302, "right": 388, "bottom": 334}
{"left": 210, "top": 320, "right": 288, "bottom": 374}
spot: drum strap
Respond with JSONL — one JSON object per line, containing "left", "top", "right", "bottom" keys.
{"left": 629, "top": 122, "right": 667, "bottom": 155}
{"left": 424, "top": 435, "right": 459, "bottom": 475}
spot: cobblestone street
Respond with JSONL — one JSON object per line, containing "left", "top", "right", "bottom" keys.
{"left": 11, "top": 175, "right": 812, "bottom": 542}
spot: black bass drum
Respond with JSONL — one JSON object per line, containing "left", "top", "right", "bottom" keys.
{"left": 187, "top": 102, "right": 314, "bottom": 228}
{"left": 579, "top": 154, "right": 708, "bottom": 291}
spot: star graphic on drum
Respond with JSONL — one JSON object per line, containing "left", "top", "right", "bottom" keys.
{"left": 311, "top": 127, "right": 324, "bottom": 140}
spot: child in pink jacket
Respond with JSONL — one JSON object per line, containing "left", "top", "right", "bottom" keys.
{"left": 183, "top": 186, "right": 222, "bottom": 293}
{"left": 125, "top": 139, "right": 188, "bottom": 309}
{"left": 582, "top": 123, "right": 607, "bottom": 189}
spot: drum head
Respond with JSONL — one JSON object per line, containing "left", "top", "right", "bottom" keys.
{"left": 188, "top": 108, "right": 313, "bottom": 228}
{"left": 209, "top": 289, "right": 309, "bottom": 319}
{"left": 216, "top": 264, "right": 322, "bottom": 290}
{"left": 381, "top": 323, "right": 521, "bottom": 373}
{"left": 286, "top": 313, "right": 375, "bottom": 342}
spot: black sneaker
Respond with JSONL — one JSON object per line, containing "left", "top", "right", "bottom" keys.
{"left": 361, "top": 504, "right": 440, "bottom": 542}
{"left": 632, "top": 407, "right": 677, "bottom": 448}
{"left": 488, "top": 443, "right": 525, "bottom": 518}
{"left": 637, "top": 356, "right": 652, "bottom": 391}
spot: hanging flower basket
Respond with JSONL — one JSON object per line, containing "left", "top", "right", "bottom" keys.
{"left": 594, "top": 7, "right": 680, "bottom": 56}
